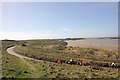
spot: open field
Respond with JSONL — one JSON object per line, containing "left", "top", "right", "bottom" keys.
{"left": 2, "top": 39, "right": 119, "bottom": 78}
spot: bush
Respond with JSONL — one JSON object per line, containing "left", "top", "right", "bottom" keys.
{"left": 21, "top": 44, "right": 26, "bottom": 46}
{"left": 61, "top": 42, "right": 68, "bottom": 46}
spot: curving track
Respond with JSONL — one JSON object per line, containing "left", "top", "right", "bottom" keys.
{"left": 6, "top": 46, "right": 119, "bottom": 69}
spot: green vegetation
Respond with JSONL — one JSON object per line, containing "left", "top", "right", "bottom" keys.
{"left": 2, "top": 40, "right": 119, "bottom": 78}
{"left": 2, "top": 41, "right": 33, "bottom": 78}
{"left": 15, "top": 40, "right": 119, "bottom": 67}
{"left": 2, "top": 40, "right": 23, "bottom": 51}
{"left": 2, "top": 51, "right": 32, "bottom": 78}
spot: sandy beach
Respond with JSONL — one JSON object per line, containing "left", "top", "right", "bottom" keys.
{"left": 65, "top": 39, "right": 118, "bottom": 50}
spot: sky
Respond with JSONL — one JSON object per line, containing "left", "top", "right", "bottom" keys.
{"left": 0, "top": 2, "right": 118, "bottom": 40}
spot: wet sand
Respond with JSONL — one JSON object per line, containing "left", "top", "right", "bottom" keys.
{"left": 65, "top": 39, "right": 119, "bottom": 50}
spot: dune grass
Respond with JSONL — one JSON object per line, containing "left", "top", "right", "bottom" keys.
{"left": 14, "top": 40, "right": 119, "bottom": 66}
{"left": 2, "top": 51, "right": 32, "bottom": 78}
{"left": 2, "top": 40, "right": 119, "bottom": 78}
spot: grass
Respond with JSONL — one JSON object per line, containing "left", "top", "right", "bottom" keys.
{"left": 24, "top": 58, "right": 118, "bottom": 78}
{"left": 2, "top": 51, "right": 32, "bottom": 78}
{"left": 2, "top": 41, "right": 33, "bottom": 78}
{"left": 1, "top": 41, "right": 23, "bottom": 51}
{"left": 2, "top": 40, "right": 119, "bottom": 78}
{"left": 14, "top": 40, "right": 119, "bottom": 67}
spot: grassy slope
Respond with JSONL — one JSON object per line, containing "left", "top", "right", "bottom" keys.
{"left": 2, "top": 41, "right": 44, "bottom": 78}
{"left": 25, "top": 59, "right": 118, "bottom": 78}
{"left": 2, "top": 40, "right": 119, "bottom": 78}
{"left": 2, "top": 51, "right": 118, "bottom": 78}
{"left": 2, "top": 51, "right": 32, "bottom": 78}
{"left": 15, "top": 40, "right": 119, "bottom": 66}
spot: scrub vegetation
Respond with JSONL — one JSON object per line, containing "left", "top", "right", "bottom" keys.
{"left": 2, "top": 40, "right": 119, "bottom": 78}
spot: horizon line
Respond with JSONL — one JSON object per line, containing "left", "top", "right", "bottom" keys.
{"left": 1, "top": 36, "right": 119, "bottom": 41}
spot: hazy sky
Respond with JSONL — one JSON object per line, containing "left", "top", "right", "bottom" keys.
{"left": 1, "top": 2, "right": 118, "bottom": 40}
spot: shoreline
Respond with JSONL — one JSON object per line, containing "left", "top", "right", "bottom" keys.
{"left": 65, "top": 39, "right": 118, "bottom": 50}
